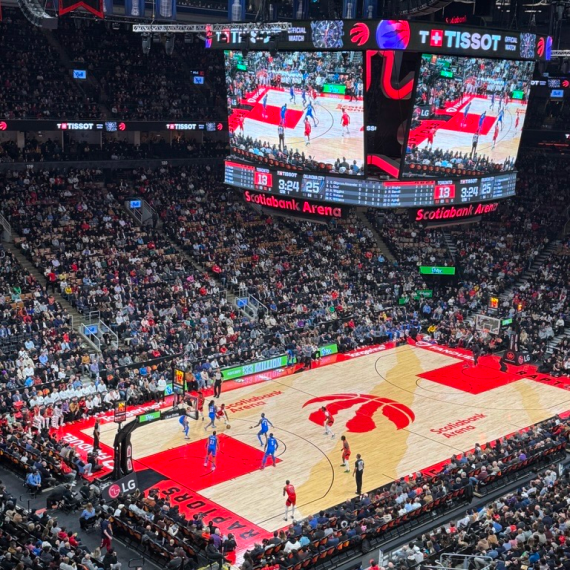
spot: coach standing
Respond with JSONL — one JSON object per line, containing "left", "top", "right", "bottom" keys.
{"left": 353, "top": 454, "right": 364, "bottom": 495}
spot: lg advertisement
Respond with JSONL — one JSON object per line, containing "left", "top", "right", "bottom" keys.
{"left": 403, "top": 54, "right": 535, "bottom": 178}
{"left": 225, "top": 50, "right": 365, "bottom": 177}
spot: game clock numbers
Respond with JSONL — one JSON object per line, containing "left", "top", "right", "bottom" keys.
{"left": 459, "top": 179, "right": 480, "bottom": 202}
{"left": 434, "top": 184, "right": 456, "bottom": 203}
{"left": 254, "top": 171, "right": 273, "bottom": 190}
{"left": 278, "top": 178, "right": 300, "bottom": 193}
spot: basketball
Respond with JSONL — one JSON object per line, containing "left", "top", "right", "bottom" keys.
{"left": 226, "top": 424, "right": 231, "bottom": 429}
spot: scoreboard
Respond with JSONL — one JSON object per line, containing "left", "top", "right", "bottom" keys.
{"left": 225, "top": 161, "right": 517, "bottom": 209}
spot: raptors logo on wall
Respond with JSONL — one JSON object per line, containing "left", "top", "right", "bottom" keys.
{"left": 303, "top": 393, "right": 415, "bottom": 432}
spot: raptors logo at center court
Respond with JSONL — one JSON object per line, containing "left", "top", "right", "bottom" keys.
{"left": 303, "top": 394, "right": 415, "bottom": 432}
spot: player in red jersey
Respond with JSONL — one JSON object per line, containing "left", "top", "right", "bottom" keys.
{"left": 216, "top": 403, "right": 230, "bottom": 428}
{"left": 426, "top": 128, "right": 434, "bottom": 149}
{"left": 283, "top": 480, "right": 296, "bottom": 520}
{"left": 341, "top": 435, "right": 351, "bottom": 473}
{"left": 321, "top": 406, "right": 335, "bottom": 438}
{"left": 341, "top": 108, "right": 350, "bottom": 137}
{"left": 196, "top": 389, "right": 205, "bottom": 421}
{"left": 304, "top": 118, "right": 311, "bottom": 146}
{"left": 492, "top": 123, "right": 499, "bottom": 149}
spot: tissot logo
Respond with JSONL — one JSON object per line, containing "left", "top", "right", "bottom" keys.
{"left": 419, "top": 30, "right": 501, "bottom": 52}
{"left": 430, "top": 29, "right": 444, "bottom": 47}
{"left": 302, "top": 393, "right": 415, "bottom": 432}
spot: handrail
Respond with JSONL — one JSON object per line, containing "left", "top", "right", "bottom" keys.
{"left": 0, "top": 212, "right": 12, "bottom": 242}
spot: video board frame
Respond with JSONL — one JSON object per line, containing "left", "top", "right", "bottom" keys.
{"left": 401, "top": 54, "right": 535, "bottom": 179}
{"left": 225, "top": 50, "right": 366, "bottom": 177}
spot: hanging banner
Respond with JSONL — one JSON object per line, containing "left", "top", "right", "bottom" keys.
{"left": 103, "top": 0, "right": 113, "bottom": 15}
{"left": 155, "top": 0, "right": 176, "bottom": 20}
{"left": 343, "top": 0, "right": 356, "bottom": 18}
{"left": 362, "top": 0, "right": 377, "bottom": 19}
{"left": 125, "top": 0, "right": 145, "bottom": 18}
{"left": 228, "top": 0, "right": 245, "bottom": 22}
{"left": 59, "top": 0, "right": 103, "bottom": 17}
{"left": 292, "top": 0, "right": 308, "bottom": 19}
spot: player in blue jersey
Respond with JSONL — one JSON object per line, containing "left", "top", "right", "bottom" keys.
{"left": 204, "top": 431, "right": 218, "bottom": 470}
{"left": 204, "top": 400, "right": 217, "bottom": 431}
{"left": 478, "top": 111, "right": 487, "bottom": 131}
{"left": 305, "top": 102, "right": 318, "bottom": 126}
{"left": 289, "top": 84, "right": 296, "bottom": 104}
{"left": 261, "top": 433, "right": 279, "bottom": 469}
{"left": 250, "top": 412, "right": 273, "bottom": 446}
{"left": 179, "top": 410, "right": 190, "bottom": 439}
{"left": 301, "top": 87, "right": 307, "bottom": 107}
{"left": 262, "top": 93, "right": 268, "bottom": 119}
{"left": 280, "top": 104, "right": 288, "bottom": 126}
{"left": 497, "top": 108, "right": 505, "bottom": 130}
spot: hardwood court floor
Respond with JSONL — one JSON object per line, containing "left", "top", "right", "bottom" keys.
{"left": 96, "top": 343, "right": 570, "bottom": 532}
{"left": 237, "top": 87, "right": 365, "bottom": 168}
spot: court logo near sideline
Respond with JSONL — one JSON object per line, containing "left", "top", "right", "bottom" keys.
{"left": 302, "top": 393, "right": 415, "bottom": 432}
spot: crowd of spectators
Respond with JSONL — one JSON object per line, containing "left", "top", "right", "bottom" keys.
{"left": 365, "top": 211, "right": 454, "bottom": 268}
{"left": 53, "top": 20, "right": 225, "bottom": 121}
{"left": 403, "top": 146, "right": 516, "bottom": 177}
{"left": 230, "top": 133, "right": 363, "bottom": 174}
{"left": 0, "top": 138, "right": 228, "bottom": 164}
{"left": 0, "top": 11, "right": 100, "bottom": 120}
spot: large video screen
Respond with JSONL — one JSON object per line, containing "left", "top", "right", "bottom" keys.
{"left": 225, "top": 51, "right": 364, "bottom": 175}
{"left": 403, "top": 55, "right": 535, "bottom": 178}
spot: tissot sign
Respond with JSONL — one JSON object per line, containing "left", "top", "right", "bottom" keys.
{"left": 209, "top": 20, "right": 551, "bottom": 61}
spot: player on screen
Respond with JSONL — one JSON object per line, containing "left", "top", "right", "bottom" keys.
{"left": 309, "top": 86, "right": 318, "bottom": 104}
{"left": 216, "top": 403, "right": 230, "bottom": 429}
{"left": 515, "top": 108, "right": 522, "bottom": 130}
{"left": 341, "top": 435, "right": 351, "bottom": 472}
{"left": 489, "top": 91, "right": 495, "bottom": 110}
{"left": 497, "top": 108, "right": 505, "bottom": 131}
{"left": 341, "top": 108, "right": 351, "bottom": 137}
{"left": 204, "top": 400, "right": 217, "bottom": 431}
{"left": 304, "top": 118, "right": 311, "bottom": 146}
{"left": 251, "top": 412, "right": 273, "bottom": 446}
{"left": 492, "top": 123, "right": 499, "bottom": 149}
{"left": 321, "top": 406, "right": 335, "bottom": 438}
{"left": 261, "top": 433, "right": 279, "bottom": 469}
{"left": 283, "top": 480, "right": 296, "bottom": 520}
{"left": 301, "top": 87, "right": 307, "bottom": 108}
{"left": 305, "top": 102, "right": 318, "bottom": 127}
{"left": 280, "top": 104, "right": 288, "bottom": 126}
{"left": 262, "top": 93, "right": 268, "bottom": 119}
{"left": 426, "top": 127, "right": 435, "bottom": 149}
{"left": 461, "top": 102, "right": 471, "bottom": 128}
{"left": 289, "top": 84, "right": 296, "bottom": 104}
{"left": 204, "top": 431, "right": 218, "bottom": 470}
{"left": 478, "top": 111, "right": 487, "bottom": 132}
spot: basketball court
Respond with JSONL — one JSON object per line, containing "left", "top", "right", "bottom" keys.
{"left": 407, "top": 94, "right": 528, "bottom": 165}
{"left": 57, "top": 340, "right": 570, "bottom": 557}
{"left": 229, "top": 86, "right": 365, "bottom": 169}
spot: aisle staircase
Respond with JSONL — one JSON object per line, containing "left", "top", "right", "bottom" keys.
{"left": 443, "top": 231, "right": 458, "bottom": 262}
{"left": 499, "top": 240, "right": 561, "bottom": 303}
{"left": 1, "top": 241, "right": 103, "bottom": 353}
{"left": 356, "top": 210, "right": 396, "bottom": 263}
